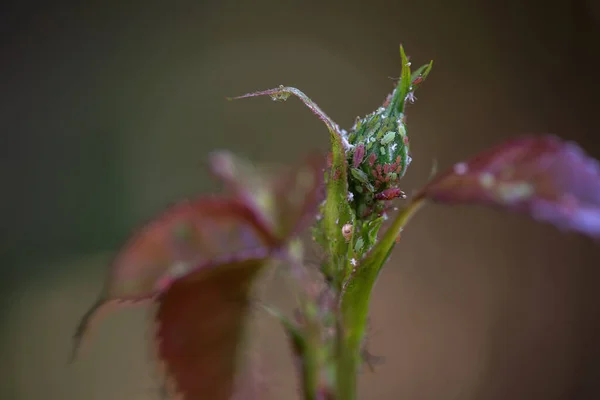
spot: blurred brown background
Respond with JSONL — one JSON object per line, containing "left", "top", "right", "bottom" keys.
{"left": 1, "top": 0, "right": 599, "bottom": 399}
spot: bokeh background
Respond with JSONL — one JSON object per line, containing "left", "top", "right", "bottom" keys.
{"left": 1, "top": 0, "right": 599, "bottom": 399}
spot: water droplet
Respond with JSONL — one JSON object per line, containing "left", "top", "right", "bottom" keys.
{"left": 478, "top": 172, "right": 496, "bottom": 188}
{"left": 453, "top": 162, "right": 468, "bottom": 175}
{"left": 496, "top": 182, "right": 535, "bottom": 203}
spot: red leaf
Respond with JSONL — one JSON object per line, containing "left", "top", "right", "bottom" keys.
{"left": 71, "top": 197, "right": 272, "bottom": 360}
{"left": 155, "top": 256, "right": 269, "bottom": 400}
{"left": 209, "top": 151, "right": 326, "bottom": 241}
{"left": 416, "top": 135, "right": 600, "bottom": 237}
{"left": 72, "top": 151, "right": 326, "bottom": 400}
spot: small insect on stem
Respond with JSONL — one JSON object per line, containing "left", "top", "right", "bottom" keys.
{"left": 350, "top": 168, "right": 375, "bottom": 193}
{"left": 374, "top": 188, "right": 407, "bottom": 201}
{"left": 353, "top": 144, "right": 366, "bottom": 168}
{"left": 380, "top": 131, "right": 396, "bottom": 146}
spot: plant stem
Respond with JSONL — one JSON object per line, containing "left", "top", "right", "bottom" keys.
{"left": 335, "top": 331, "right": 359, "bottom": 400}
{"left": 335, "top": 199, "right": 426, "bottom": 399}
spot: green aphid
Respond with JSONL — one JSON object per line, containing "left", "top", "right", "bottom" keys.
{"left": 230, "top": 46, "right": 432, "bottom": 222}
{"left": 350, "top": 168, "right": 369, "bottom": 184}
{"left": 350, "top": 168, "right": 374, "bottom": 193}
{"left": 398, "top": 121, "right": 407, "bottom": 137}
{"left": 354, "top": 237, "right": 365, "bottom": 253}
{"left": 380, "top": 131, "right": 396, "bottom": 145}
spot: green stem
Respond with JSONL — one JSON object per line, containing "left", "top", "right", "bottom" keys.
{"left": 335, "top": 199, "right": 426, "bottom": 399}
{"left": 301, "top": 343, "right": 320, "bottom": 400}
{"left": 332, "top": 303, "right": 361, "bottom": 400}
{"left": 336, "top": 330, "right": 359, "bottom": 400}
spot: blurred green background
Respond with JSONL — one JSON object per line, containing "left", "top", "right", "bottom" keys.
{"left": 1, "top": 0, "right": 599, "bottom": 399}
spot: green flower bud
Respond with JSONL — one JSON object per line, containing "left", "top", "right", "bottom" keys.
{"left": 345, "top": 46, "right": 432, "bottom": 218}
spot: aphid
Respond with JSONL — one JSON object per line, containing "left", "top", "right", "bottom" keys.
{"left": 380, "top": 131, "right": 396, "bottom": 145}
{"left": 374, "top": 188, "right": 407, "bottom": 201}
{"left": 354, "top": 237, "right": 365, "bottom": 253}
{"left": 228, "top": 46, "right": 432, "bottom": 221}
{"left": 350, "top": 168, "right": 375, "bottom": 193}
{"left": 368, "top": 153, "right": 377, "bottom": 167}
{"left": 353, "top": 144, "right": 366, "bottom": 168}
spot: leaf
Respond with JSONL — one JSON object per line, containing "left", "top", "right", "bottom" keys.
{"left": 72, "top": 149, "right": 326, "bottom": 362}
{"left": 209, "top": 151, "right": 326, "bottom": 242}
{"left": 231, "top": 350, "right": 271, "bottom": 400}
{"left": 387, "top": 44, "right": 413, "bottom": 115}
{"left": 71, "top": 197, "right": 272, "bottom": 361}
{"left": 385, "top": 45, "right": 431, "bottom": 121}
{"left": 398, "top": 45, "right": 412, "bottom": 108}
{"left": 72, "top": 146, "right": 328, "bottom": 400}
{"left": 415, "top": 135, "right": 600, "bottom": 238}
{"left": 155, "top": 255, "right": 270, "bottom": 400}
{"left": 410, "top": 60, "right": 433, "bottom": 90}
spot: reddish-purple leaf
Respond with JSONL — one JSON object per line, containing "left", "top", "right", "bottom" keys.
{"left": 155, "top": 256, "right": 269, "bottom": 400}
{"left": 231, "top": 352, "right": 271, "bottom": 400}
{"left": 209, "top": 151, "right": 326, "bottom": 242}
{"left": 72, "top": 150, "right": 326, "bottom": 400}
{"left": 71, "top": 197, "right": 273, "bottom": 360}
{"left": 415, "top": 135, "right": 600, "bottom": 237}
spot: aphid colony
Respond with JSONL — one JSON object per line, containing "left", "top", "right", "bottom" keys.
{"left": 342, "top": 49, "right": 432, "bottom": 220}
